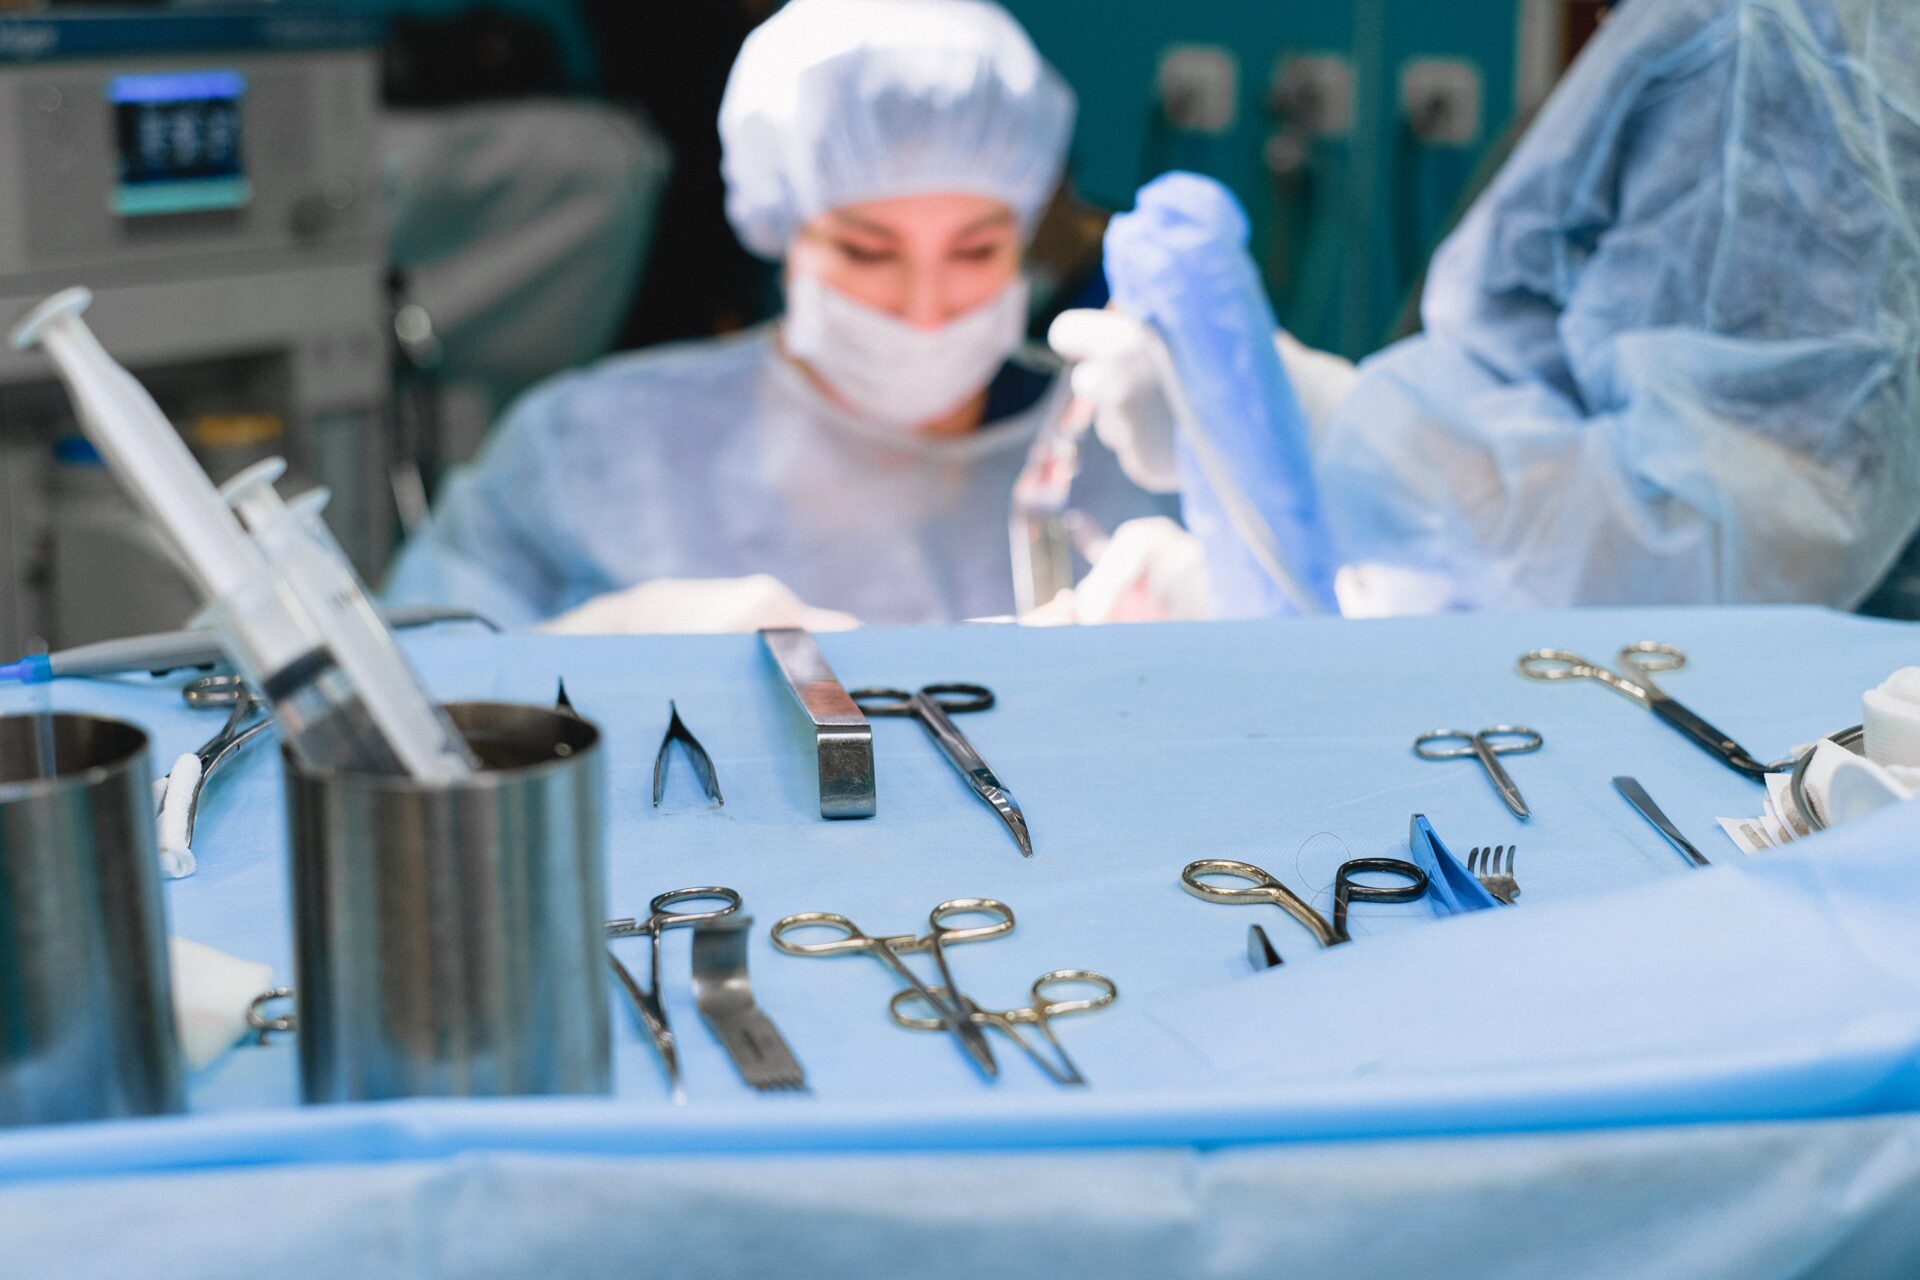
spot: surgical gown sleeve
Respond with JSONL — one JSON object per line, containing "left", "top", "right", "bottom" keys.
{"left": 384, "top": 379, "right": 584, "bottom": 627}
{"left": 1316, "top": 0, "right": 1920, "bottom": 610}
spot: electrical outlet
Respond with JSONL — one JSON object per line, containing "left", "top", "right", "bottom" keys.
{"left": 1270, "top": 53, "right": 1354, "bottom": 137}
{"left": 1399, "top": 57, "right": 1481, "bottom": 144}
{"left": 1157, "top": 45, "right": 1238, "bottom": 134}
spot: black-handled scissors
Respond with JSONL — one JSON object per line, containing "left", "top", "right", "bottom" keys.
{"left": 851, "top": 683, "right": 1032, "bottom": 857}
{"left": 1181, "top": 857, "right": 1430, "bottom": 946}
{"left": 1518, "top": 643, "right": 1778, "bottom": 780}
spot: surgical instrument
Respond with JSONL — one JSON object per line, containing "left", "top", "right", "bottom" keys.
{"left": 1247, "top": 924, "right": 1284, "bottom": 970}
{"left": 1613, "top": 777, "right": 1711, "bottom": 867}
{"left": 850, "top": 684, "right": 1031, "bottom": 857}
{"left": 1010, "top": 396, "right": 1093, "bottom": 616}
{"left": 1467, "top": 846, "right": 1520, "bottom": 904}
{"left": 692, "top": 916, "right": 805, "bottom": 1091}
{"left": 554, "top": 679, "right": 579, "bottom": 718}
{"left": 606, "top": 887, "right": 743, "bottom": 1103}
{"left": 1518, "top": 643, "right": 1777, "bottom": 779}
{"left": 0, "top": 605, "right": 498, "bottom": 685}
{"left": 156, "top": 690, "right": 274, "bottom": 876}
{"left": 888, "top": 969, "right": 1116, "bottom": 1086}
{"left": 1181, "top": 857, "right": 1429, "bottom": 946}
{"left": 1406, "top": 814, "right": 1500, "bottom": 913}
{"left": 653, "top": 701, "right": 723, "bottom": 807}
{"left": 760, "top": 627, "right": 875, "bottom": 819}
{"left": 771, "top": 899, "right": 1013, "bottom": 1077}
{"left": 1414, "top": 726, "right": 1544, "bottom": 819}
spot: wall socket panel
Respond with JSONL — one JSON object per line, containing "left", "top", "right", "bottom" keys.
{"left": 1271, "top": 53, "right": 1355, "bottom": 137}
{"left": 1399, "top": 57, "right": 1482, "bottom": 144}
{"left": 1157, "top": 44, "right": 1239, "bottom": 134}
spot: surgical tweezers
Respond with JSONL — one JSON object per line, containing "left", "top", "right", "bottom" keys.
{"left": 653, "top": 701, "right": 723, "bottom": 806}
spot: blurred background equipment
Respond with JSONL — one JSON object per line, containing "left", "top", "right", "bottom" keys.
{"left": 0, "top": 8, "right": 390, "bottom": 654}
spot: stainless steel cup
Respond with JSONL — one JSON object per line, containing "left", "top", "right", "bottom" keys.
{"left": 0, "top": 712, "right": 182, "bottom": 1127}
{"left": 286, "top": 701, "right": 609, "bottom": 1103}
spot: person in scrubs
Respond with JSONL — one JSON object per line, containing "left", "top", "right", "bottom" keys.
{"left": 1055, "top": 0, "right": 1920, "bottom": 619}
{"left": 388, "top": 0, "right": 1167, "bottom": 631}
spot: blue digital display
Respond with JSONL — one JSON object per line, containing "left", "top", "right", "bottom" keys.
{"left": 108, "top": 70, "right": 250, "bottom": 216}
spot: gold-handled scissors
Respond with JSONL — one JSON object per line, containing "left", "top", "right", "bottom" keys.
{"left": 889, "top": 969, "right": 1116, "bottom": 1086}
{"left": 1518, "top": 643, "right": 1777, "bottom": 780}
{"left": 771, "top": 898, "right": 1015, "bottom": 1076}
{"left": 1181, "top": 857, "right": 1429, "bottom": 947}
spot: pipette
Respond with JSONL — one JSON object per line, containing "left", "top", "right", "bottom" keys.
{"left": 11, "top": 288, "right": 475, "bottom": 781}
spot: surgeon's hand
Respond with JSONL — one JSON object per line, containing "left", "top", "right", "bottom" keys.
{"left": 537, "top": 575, "right": 859, "bottom": 635}
{"left": 1021, "top": 517, "right": 1211, "bottom": 625}
{"left": 1047, "top": 309, "right": 1180, "bottom": 493}
{"left": 1049, "top": 311, "right": 1360, "bottom": 497}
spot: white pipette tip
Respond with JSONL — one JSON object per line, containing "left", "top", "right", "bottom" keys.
{"left": 11, "top": 287, "right": 93, "bottom": 351}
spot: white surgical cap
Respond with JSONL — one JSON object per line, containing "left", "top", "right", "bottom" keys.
{"left": 718, "top": 0, "right": 1076, "bottom": 259}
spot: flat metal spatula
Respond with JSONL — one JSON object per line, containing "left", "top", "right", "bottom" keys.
{"left": 692, "top": 916, "right": 806, "bottom": 1091}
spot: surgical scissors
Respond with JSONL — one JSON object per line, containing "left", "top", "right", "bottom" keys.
{"left": 1180, "top": 857, "right": 1429, "bottom": 946}
{"left": 605, "top": 886, "right": 743, "bottom": 1102}
{"left": 1518, "top": 643, "right": 1776, "bottom": 779}
{"left": 771, "top": 898, "right": 1014, "bottom": 1076}
{"left": 850, "top": 683, "right": 1032, "bottom": 857}
{"left": 1413, "top": 726, "right": 1544, "bottom": 819}
{"left": 888, "top": 968, "right": 1116, "bottom": 1086}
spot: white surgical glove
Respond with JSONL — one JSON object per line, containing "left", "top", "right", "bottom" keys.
{"left": 1047, "top": 309, "right": 1180, "bottom": 493}
{"left": 538, "top": 575, "right": 859, "bottom": 635}
{"left": 1021, "top": 517, "right": 1211, "bottom": 625}
{"left": 1049, "top": 311, "right": 1361, "bottom": 495}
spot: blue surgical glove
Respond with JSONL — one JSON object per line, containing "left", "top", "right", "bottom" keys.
{"left": 1103, "top": 173, "right": 1339, "bottom": 618}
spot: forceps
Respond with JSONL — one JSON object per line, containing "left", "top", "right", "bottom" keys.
{"left": 605, "top": 886, "right": 743, "bottom": 1102}
{"left": 1518, "top": 643, "right": 1775, "bottom": 779}
{"left": 1181, "top": 857, "right": 1429, "bottom": 946}
{"left": 771, "top": 898, "right": 1014, "bottom": 1076}
{"left": 889, "top": 968, "right": 1116, "bottom": 1086}
{"left": 1413, "top": 726, "right": 1544, "bottom": 819}
{"left": 850, "top": 684, "right": 1032, "bottom": 857}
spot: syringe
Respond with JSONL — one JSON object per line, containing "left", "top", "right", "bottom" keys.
{"left": 11, "top": 288, "right": 476, "bottom": 782}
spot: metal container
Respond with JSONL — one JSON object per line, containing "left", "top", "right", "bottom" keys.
{"left": 0, "top": 712, "right": 182, "bottom": 1127}
{"left": 286, "top": 701, "right": 609, "bottom": 1103}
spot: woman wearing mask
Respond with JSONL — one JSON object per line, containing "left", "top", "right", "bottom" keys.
{"left": 388, "top": 0, "right": 1168, "bottom": 630}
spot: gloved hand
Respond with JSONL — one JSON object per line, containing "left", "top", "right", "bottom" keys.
{"left": 1047, "top": 314, "right": 1360, "bottom": 498}
{"left": 1046, "top": 310, "right": 1181, "bottom": 493}
{"left": 538, "top": 575, "right": 859, "bottom": 635}
{"left": 1099, "top": 172, "right": 1340, "bottom": 617}
{"left": 1021, "top": 517, "right": 1211, "bottom": 625}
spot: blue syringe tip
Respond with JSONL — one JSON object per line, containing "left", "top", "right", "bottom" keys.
{"left": 0, "top": 655, "right": 53, "bottom": 684}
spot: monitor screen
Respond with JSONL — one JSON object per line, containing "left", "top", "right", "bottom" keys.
{"left": 109, "top": 70, "right": 250, "bottom": 216}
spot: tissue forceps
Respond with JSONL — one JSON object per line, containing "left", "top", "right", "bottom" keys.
{"left": 772, "top": 898, "right": 1013, "bottom": 1076}
{"left": 605, "top": 886, "right": 743, "bottom": 1103}
{"left": 1413, "top": 726, "right": 1544, "bottom": 819}
{"left": 1517, "top": 643, "right": 1775, "bottom": 779}
{"left": 888, "top": 968, "right": 1116, "bottom": 1086}
{"left": 1181, "top": 857, "right": 1429, "bottom": 946}
{"left": 850, "top": 684, "right": 1032, "bottom": 857}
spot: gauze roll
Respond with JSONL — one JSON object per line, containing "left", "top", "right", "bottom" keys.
{"left": 1863, "top": 667, "right": 1920, "bottom": 768}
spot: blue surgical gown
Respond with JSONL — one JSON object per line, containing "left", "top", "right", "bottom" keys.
{"left": 1314, "top": 0, "right": 1920, "bottom": 613}
{"left": 387, "top": 327, "right": 1168, "bottom": 626}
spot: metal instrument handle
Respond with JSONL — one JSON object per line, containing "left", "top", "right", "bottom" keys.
{"left": 1476, "top": 726, "right": 1544, "bottom": 755}
{"left": 926, "top": 897, "right": 1016, "bottom": 946}
{"left": 1028, "top": 969, "right": 1118, "bottom": 1020}
{"left": 1180, "top": 859, "right": 1339, "bottom": 949}
{"left": 1517, "top": 648, "right": 1650, "bottom": 705}
{"left": 769, "top": 911, "right": 880, "bottom": 956}
{"left": 648, "top": 885, "right": 743, "bottom": 929}
{"left": 1331, "top": 857, "right": 1430, "bottom": 943}
{"left": 1413, "top": 731, "right": 1480, "bottom": 760}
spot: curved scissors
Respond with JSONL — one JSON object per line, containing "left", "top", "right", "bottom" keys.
{"left": 772, "top": 897, "right": 1014, "bottom": 1076}
{"left": 889, "top": 968, "right": 1116, "bottom": 1086}
{"left": 605, "top": 886, "right": 743, "bottom": 1102}
{"left": 1518, "top": 643, "right": 1775, "bottom": 779}
{"left": 851, "top": 684, "right": 1031, "bottom": 857}
{"left": 1413, "top": 726, "right": 1544, "bottom": 819}
{"left": 1181, "top": 857, "right": 1429, "bottom": 946}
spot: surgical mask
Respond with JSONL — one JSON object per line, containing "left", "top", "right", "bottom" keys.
{"left": 783, "top": 273, "right": 1030, "bottom": 432}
